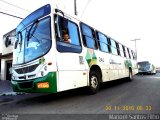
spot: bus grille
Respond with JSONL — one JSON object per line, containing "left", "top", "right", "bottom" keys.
{"left": 15, "top": 64, "right": 39, "bottom": 74}
{"left": 18, "top": 81, "right": 33, "bottom": 89}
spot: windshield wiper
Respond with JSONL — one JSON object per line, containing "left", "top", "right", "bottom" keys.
{"left": 16, "top": 31, "right": 22, "bottom": 51}
{"left": 27, "top": 20, "right": 39, "bottom": 46}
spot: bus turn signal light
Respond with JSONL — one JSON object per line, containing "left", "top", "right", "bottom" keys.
{"left": 48, "top": 62, "right": 52, "bottom": 65}
{"left": 37, "top": 82, "right": 49, "bottom": 88}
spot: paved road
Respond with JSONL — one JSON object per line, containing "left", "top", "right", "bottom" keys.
{"left": 0, "top": 74, "right": 160, "bottom": 119}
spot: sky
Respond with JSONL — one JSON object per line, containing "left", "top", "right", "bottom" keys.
{"left": 0, "top": 0, "right": 160, "bottom": 66}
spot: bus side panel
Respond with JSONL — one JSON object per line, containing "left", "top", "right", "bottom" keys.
{"left": 118, "top": 57, "right": 126, "bottom": 79}
{"left": 108, "top": 55, "right": 123, "bottom": 81}
{"left": 132, "top": 60, "right": 138, "bottom": 75}
{"left": 56, "top": 53, "right": 88, "bottom": 92}
{"left": 95, "top": 51, "right": 111, "bottom": 82}
{"left": 57, "top": 71, "right": 87, "bottom": 92}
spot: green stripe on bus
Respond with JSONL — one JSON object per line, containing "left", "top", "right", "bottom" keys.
{"left": 85, "top": 49, "right": 97, "bottom": 67}
{"left": 11, "top": 72, "right": 57, "bottom": 93}
{"left": 125, "top": 60, "right": 132, "bottom": 68}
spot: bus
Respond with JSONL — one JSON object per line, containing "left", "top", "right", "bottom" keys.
{"left": 138, "top": 61, "right": 156, "bottom": 75}
{"left": 11, "top": 4, "right": 138, "bottom": 94}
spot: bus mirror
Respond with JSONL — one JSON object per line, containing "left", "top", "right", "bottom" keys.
{"left": 5, "top": 36, "right": 10, "bottom": 47}
{"left": 55, "top": 16, "right": 61, "bottom": 38}
{"left": 14, "top": 40, "right": 18, "bottom": 49}
{"left": 55, "top": 9, "right": 64, "bottom": 16}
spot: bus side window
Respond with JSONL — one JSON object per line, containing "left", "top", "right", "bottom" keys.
{"left": 131, "top": 50, "right": 136, "bottom": 60}
{"left": 107, "top": 38, "right": 111, "bottom": 53}
{"left": 55, "top": 15, "right": 80, "bottom": 45}
{"left": 122, "top": 45, "right": 126, "bottom": 57}
{"left": 55, "top": 15, "right": 82, "bottom": 53}
{"left": 125, "top": 47, "right": 129, "bottom": 58}
{"left": 127, "top": 48, "right": 131, "bottom": 59}
{"left": 81, "top": 23, "right": 97, "bottom": 49}
{"left": 110, "top": 38, "right": 118, "bottom": 55}
{"left": 116, "top": 42, "right": 121, "bottom": 56}
{"left": 119, "top": 44, "right": 125, "bottom": 57}
{"left": 129, "top": 49, "right": 133, "bottom": 59}
{"left": 97, "top": 31, "right": 110, "bottom": 53}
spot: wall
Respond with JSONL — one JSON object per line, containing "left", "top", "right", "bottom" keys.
{"left": 2, "top": 29, "right": 15, "bottom": 55}
{"left": 1, "top": 58, "right": 12, "bottom": 80}
{"left": 0, "top": 29, "right": 15, "bottom": 80}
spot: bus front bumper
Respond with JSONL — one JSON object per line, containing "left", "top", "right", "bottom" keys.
{"left": 11, "top": 72, "right": 57, "bottom": 93}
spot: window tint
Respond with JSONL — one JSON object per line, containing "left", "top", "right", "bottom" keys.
{"left": 97, "top": 32, "right": 110, "bottom": 52}
{"left": 84, "top": 37, "right": 96, "bottom": 49}
{"left": 81, "top": 23, "right": 97, "bottom": 49}
{"left": 55, "top": 15, "right": 81, "bottom": 53}
{"left": 131, "top": 50, "right": 137, "bottom": 60}
{"left": 68, "top": 22, "right": 80, "bottom": 45}
{"left": 25, "top": 17, "right": 51, "bottom": 63}
{"left": 98, "top": 32, "right": 108, "bottom": 44}
{"left": 127, "top": 48, "right": 131, "bottom": 59}
{"left": 119, "top": 44, "right": 125, "bottom": 57}
{"left": 125, "top": 47, "right": 129, "bottom": 58}
{"left": 82, "top": 25, "right": 93, "bottom": 37}
{"left": 17, "top": 4, "right": 51, "bottom": 32}
{"left": 110, "top": 38, "right": 118, "bottom": 55}
{"left": 110, "top": 39, "right": 117, "bottom": 48}
{"left": 122, "top": 45, "right": 126, "bottom": 57}
{"left": 116, "top": 42, "right": 121, "bottom": 56}
{"left": 129, "top": 49, "right": 133, "bottom": 59}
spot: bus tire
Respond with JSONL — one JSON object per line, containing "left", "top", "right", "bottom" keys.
{"left": 88, "top": 71, "right": 100, "bottom": 95}
{"left": 128, "top": 69, "right": 133, "bottom": 81}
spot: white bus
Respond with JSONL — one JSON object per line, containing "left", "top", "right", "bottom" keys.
{"left": 11, "top": 4, "right": 138, "bottom": 94}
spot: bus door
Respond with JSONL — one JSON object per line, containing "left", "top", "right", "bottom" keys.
{"left": 55, "top": 15, "right": 87, "bottom": 92}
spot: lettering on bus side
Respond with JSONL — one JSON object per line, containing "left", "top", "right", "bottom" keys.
{"left": 99, "top": 57, "right": 104, "bottom": 62}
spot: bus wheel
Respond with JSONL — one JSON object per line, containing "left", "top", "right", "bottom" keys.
{"left": 88, "top": 71, "right": 100, "bottom": 94}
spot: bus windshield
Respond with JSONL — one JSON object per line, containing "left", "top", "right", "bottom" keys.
{"left": 13, "top": 4, "right": 51, "bottom": 65}
{"left": 13, "top": 17, "right": 51, "bottom": 65}
{"left": 138, "top": 61, "right": 150, "bottom": 68}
